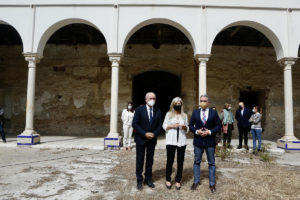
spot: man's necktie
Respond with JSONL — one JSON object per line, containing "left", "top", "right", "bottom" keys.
{"left": 149, "top": 107, "right": 153, "bottom": 124}
{"left": 202, "top": 110, "right": 207, "bottom": 125}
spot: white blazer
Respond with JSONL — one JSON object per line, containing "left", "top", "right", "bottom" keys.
{"left": 163, "top": 112, "right": 189, "bottom": 147}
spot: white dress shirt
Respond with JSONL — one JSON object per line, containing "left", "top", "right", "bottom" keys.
{"left": 198, "top": 108, "right": 211, "bottom": 135}
{"left": 200, "top": 108, "right": 209, "bottom": 124}
{"left": 146, "top": 104, "right": 153, "bottom": 121}
{"left": 163, "top": 112, "right": 189, "bottom": 147}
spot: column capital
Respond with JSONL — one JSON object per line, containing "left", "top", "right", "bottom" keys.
{"left": 278, "top": 57, "right": 298, "bottom": 67}
{"left": 23, "top": 53, "right": 42, "bottom": 64}
{"left": 108, "top": 53, "right": 122, "bottom": 66}
{"left": 194, "top": 54, "right": 211, "bottom": 63}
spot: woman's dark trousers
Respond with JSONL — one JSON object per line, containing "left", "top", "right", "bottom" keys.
{"left": 166, "top": 145, "right": 186, "bottom": 183}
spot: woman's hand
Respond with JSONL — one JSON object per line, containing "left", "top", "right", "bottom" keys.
{"left": 180, "top": 125, "right": 187, "bottom": 131}
{"left": 167, "top": 123, "right": 180, "bottom": 129}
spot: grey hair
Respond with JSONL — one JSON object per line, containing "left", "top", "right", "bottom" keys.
{"left": 200, "top": 94, "right": 209, "bottom": 101}
{"left": 145, "top": 92, "right": 156, "bottom": 100}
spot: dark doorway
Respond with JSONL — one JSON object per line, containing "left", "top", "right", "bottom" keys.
{"left": 132, "top": 71, "right": 181, "bottom": 119}
{"left": 240, "top": 91, "right": 258, "bottom": 110}
{"left": 240, "top": 90, "right": 266, "bottom": 125}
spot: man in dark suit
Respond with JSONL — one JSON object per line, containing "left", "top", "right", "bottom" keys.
{"left": 132, "top": 92, "right": 162, "bottom": 190}
{"left": 189, "top": 94, "right": 221, "bottom": 193}
{"left": 235, "top": 102, "right": 252, "bottom": 150}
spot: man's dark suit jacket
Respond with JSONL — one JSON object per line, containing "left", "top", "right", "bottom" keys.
{"left": 235, "top": 108, "right": 252, "bottom": 129}
{"left": 189, "top": 108, "right": 221, "bottom": 147}
{"left": 132, "top": 105, "right": 162, "bottom": 145}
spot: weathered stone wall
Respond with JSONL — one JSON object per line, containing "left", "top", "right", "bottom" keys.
{"left": 0, "top": 44, "right": 299, "bottom": 140}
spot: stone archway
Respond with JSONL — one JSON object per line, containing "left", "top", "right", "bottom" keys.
{"left": 0, "top": 24, "right": 25, "bottom": 135}
{"left": 132, "top": 71, "right": 181, "bottom": 118}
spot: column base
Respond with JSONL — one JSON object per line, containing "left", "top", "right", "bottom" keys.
{"left": 17, "top": 130, "right": 40, "bottom": 146}
{"left": 277, "top": 136, "right": 300, "bottom": 151}
{"left": 104, "top": 133, "right": 121, "bottom": 148}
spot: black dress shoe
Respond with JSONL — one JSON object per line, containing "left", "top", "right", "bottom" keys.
{"left": 209, "top": 185, "right": 216, "bottom": 193}
{"left": 191, "top": 183, "right": 199, "bottom": 191}
{"left": 237, "top": 146, "right": 242, "bottom": 149}
{"left": 137, "top": 181, "right": 143, "bottom": 190}
{"left": 144, "top": 180, "right": 155, "bottom": 188}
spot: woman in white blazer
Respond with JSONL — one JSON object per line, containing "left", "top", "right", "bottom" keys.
{"left": 121, "top": 102, "right": 135, "bottom": 151}
{"left": 163, "top": 97, "right": 189, "bottom": 190}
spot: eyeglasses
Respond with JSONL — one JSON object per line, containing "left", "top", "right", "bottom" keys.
{"left": 200, "top": 100, "right": 208, "bottom": 102}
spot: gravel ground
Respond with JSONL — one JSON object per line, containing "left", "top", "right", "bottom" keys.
{"left": 0, "top": 146, "right": 299, "bottom": 200}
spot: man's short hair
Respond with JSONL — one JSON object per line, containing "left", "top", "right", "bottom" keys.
{"left": 145, "top": 92, "right": 156, "bottom": 100}
{"left": 200, "top": 94, "right": 209, "bottom": 101}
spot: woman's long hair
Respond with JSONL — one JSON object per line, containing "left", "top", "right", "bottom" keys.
{"left": 167, "top": 97, "right": 187, "bottom": 119}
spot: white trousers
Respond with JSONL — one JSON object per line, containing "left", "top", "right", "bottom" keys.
{"left": 123, "top": 125, "right": 133, "bottom": 147}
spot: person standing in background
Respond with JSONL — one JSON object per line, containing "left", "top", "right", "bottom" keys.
{"left": 220, "top": 103, "right": 235, "bottom": 148}
{"left": 249, "top": 106, "right": 263, "bottom": 153}
{"left": 235, "top": 102, "right": 252, "bottom": 150}
{"left": 0, "top": 107, "right": 6, "bottom": 143}
{"left": 121, "top": 102, "right": 135, "bottom": 151}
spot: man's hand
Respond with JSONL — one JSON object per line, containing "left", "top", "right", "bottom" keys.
{"left": 196, "top": 129, "right": 204, "bottom": 135}
{"left": 145, "top": 132, "right": 155, "bottom": 139}
{"left": 196, "top": 129, "right": 210, "bottom": 137}
{"left": 201, "top": 129, "right": 210, "bottom": 137}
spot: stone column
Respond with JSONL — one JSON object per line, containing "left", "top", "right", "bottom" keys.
{"left": 104, "top": 53, "right": 122, "bottom": 148}
{"left": 195, "top": 54, "right": 210, "bottom": 102}
{"left": 17, "top": 53, "right": 42, "bottom": 145}
{"left": 277, "top": 57, "right": 300, "bottom": 151}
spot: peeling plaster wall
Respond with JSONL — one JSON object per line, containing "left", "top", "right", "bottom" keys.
{"left": 0, "top": 44, "right": 299, "bottom": 139}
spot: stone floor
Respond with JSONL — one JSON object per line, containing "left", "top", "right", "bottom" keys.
{"left": 0, "top": 136, "right": 285, "bottom": 151}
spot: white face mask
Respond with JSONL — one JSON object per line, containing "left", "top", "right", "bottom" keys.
{"left": 128, "top": 105, "right": 132, "bottom": 110}
{"left": 147, "top": 100, "right": 155, "bottom": 107}
{"left": 252, "top": 109, "right": 256, "bottom": 113}
{"left": 228, "top": 107, "right": 232, "bottom": 110}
